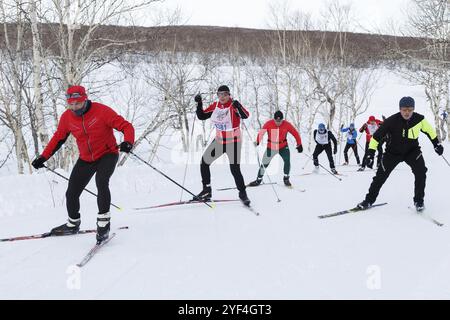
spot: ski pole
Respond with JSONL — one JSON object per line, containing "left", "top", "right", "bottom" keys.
{"left": 129, "top": 151, "right": 213, "bottom": 209}
{"left": 242, "top": 121, "right": 281, "bottom": 202}
{"left": 302, "top": 153, "right": 342, "bottom": 181}
{"left": 441, "top": 154, "right": 450, "bottom": 167}
{"left": 43, "top": 165, "right": 122, "bottom": 211}
{"left": 180, "top": 114, "right": 197, "bottom": 201}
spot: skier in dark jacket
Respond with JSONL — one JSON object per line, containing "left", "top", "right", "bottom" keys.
{"left": 31, "top": 85, "right": 135, "bottom": 243}
{"left": 357, "top": 96, "right": 444, "bottom": 212}
{"left": 312, "top": 123, "right": 338, "bottom": 174}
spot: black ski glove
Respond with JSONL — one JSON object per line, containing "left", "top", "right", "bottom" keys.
{"left": 32, "top": 155, "right": 46, "bottom": 169}
{"left": 296, "top": 145, "right": 303, "bottom": 153}
{"left": 366, "top": 149, "right": 375, "bottom": 169}
{"left": 119, "top": 141, "right": 133, "bottom": 153}
{"left": 333, "top": 147, "right": 337, "bottom": 154}
{"left": 232, "top": 100, "right": 248, "bottom": 119}
{"left": 194, "top": 94, "right": 202, "bottom": 103}
{"left": 434, "top": 143, "right": 444, "bottom": 156}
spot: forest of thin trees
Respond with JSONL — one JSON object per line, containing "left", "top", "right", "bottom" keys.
{"left": 0, "top": 0, "right": 448, "bottom": 174}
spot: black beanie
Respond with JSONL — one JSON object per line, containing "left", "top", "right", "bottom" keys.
{"left": 217, "top": 85, "right": 230, "bottom": 93}
{"left": 274, "top": 110, "right": 284, "bottom": 120}
{"left": 399, "top": 96, "right": 415, "bottom": 109}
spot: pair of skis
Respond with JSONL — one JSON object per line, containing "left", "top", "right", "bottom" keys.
{"left": 319, "top": 202, "right": 443, "bottom": 227}
{"left": 217, "top": 182, "right": 306, "bottom": 193}
{"left": 1, "top": 226, "right": 129, "bottom": 267}
{"left": 134, "top": 199, "right": 260, "bottom": 216}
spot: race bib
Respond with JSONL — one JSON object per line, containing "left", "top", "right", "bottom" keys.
{"left": 347, "top": 131, "right": 354, "bottom": 141}
{"left": 315, "top": 132, "right": 329, "bottom": 145}
{"left": 211, "top": 107, "right": 233, "bottom": 132}
{"left": 367, "top": 123, "right": 378, "bottom": 135}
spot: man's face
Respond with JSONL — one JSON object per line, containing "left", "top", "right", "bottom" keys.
{"left": 68, "top": 100, "right": 85, "bottom": 111}
{"left": 275, "top": 119, "right": 283, "bottom": 127}
{"left": 217, "top": 92, "right": 230, "bottom": 104}
{"left": 400, "top": 107, "right": 414, "bottom": 120}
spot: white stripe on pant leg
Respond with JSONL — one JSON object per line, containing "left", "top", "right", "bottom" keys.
{"left": 67, "top": 217, "right": 80, "bottom": 227}
{"left": 97, "top": 212, "right": 110, "bottom": 227}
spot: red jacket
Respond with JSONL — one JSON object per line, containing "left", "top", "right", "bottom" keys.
{"left": 197, "top": 99, "right": 250, "bottom": 144}
{"left": 42, "top": 101, "right": 135, "bottom": 162}
{"left": 256, "top": 119, "right": 302, "bottom": 150}
{"left": 359, "top": 119, "right": 382, "bottom": 142}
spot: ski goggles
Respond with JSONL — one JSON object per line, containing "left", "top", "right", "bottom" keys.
{"left": 66, "top": 93, "right": 84, "bottom": 99}
{"left": 217, "top": 91, "right": 230, "bottom": 97}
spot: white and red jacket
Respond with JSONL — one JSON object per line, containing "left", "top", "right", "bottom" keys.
{"left": 196, "top": 99, "right": 250, "bottom": 144}
{"left": 256, "top": 119, "right": 302, "bottom": 150}
{"left": 42, "top": 101, "right": 135, "bottom": 162}
{"left": 359, "top": 119, "right": 382, "bottom": 142}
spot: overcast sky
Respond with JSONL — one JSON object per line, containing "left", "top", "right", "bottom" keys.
{"left": 149, "top": 0, "right": 410, "bottom": 34}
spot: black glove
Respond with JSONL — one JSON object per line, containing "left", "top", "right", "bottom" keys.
{"left": 340, "top": 124, "right": 344, "bottom": 130}
{"left": 32, "top": 156, "right": 46, "bottom": 169}
{"left": 232, "top": 100, "right": 242, "bottom": 109}
{"left": 366, "top": 149, "right": 375, "bottom": 169}
{"left": 119, "top": 141, "right": 133, "bottom": 153}
{"left": 255, "top": 141, "right": 259, "bottom": 147}
{"left": 434, "top": 143, "right": 444, "bottom": 156}
{"left": 296, "top": 145, "right": 303, "bottom": 153}
{"left": 333, "top": 147, "right": 337, "bottom": 155}
{"left": 194, "top": 94, "right": 202, "bottom": 103}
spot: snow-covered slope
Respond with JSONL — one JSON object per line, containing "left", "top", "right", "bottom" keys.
{"left": 1, "top": 140, "right": 449, "bottom": 299}
{"left": 1, "top": 70, "right": 449, "bottom": 299}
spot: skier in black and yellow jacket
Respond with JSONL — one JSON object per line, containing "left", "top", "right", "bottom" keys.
{"left": 357, "top": 96, "right": 444, "bottom": 212}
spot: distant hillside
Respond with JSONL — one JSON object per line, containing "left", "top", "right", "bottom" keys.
{"left": 1, "top": 24, "right": 447, "bottom": 66}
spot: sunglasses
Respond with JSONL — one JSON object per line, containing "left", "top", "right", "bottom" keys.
{"left": 66, "top": 93, "right": 83, "bottom": 99}
{"left": 217, "top": 92, "right": 230, "bottom": 97}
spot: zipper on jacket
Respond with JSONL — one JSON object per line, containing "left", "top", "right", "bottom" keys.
{"left": 82, "top": 114, "right": 95, "bottom": 162}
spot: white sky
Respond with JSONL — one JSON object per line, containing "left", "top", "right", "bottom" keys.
{"left": 149, "top": 0, "right": 411, "bottom": 34}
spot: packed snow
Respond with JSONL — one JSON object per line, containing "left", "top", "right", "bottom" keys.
{"left": 1, "top": 71, "right": 449, "bottom": 299}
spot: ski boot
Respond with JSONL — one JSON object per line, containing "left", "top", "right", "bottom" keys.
{"left": 193, "top": 185, "right": 212, "bottom": 201}
{"left": 283, "top": 175, "right": 292, "bottom": 187}
{"left": 96, "top": 212, "right": 111, "bottom": 244}
{"left": 239, "top": 190, "right": 251, "bottom": 207}
{"left": 414, "top": 200, "right": 425, "bottom": 212}
{"left": 331, "top": 168, "right": 338, "bottom": 175}
{"left": 248, "top": 178, "right": 262, "bottom": 187}
{"left": 50, "top": 218, "right": 80, "bottom": 236}
{"left": 356, "top": 200, "right": 373, "bottom": 210}
{"left": 342, "top": 161, "right": 348, "bottom": 166}
{"left": 313, "top": 166, "right": 320, "bottom": 173}
{"left": 357, "top": 166, "right": 365, "bottom": 172}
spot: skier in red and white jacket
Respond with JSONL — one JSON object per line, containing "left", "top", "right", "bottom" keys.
{"left": 358, "top": 115, "right": 383, "bottom": 171}
{"left": 31, "top": 85, "right": 135, "bottom": 243}
{"left": 194, "top": 85, "right": 251, "bottom": 206}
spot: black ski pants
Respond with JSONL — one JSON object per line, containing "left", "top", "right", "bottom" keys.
{"left": 66, "top": 153, "right": 119, "bottom": 220}
{"left": 200, "top": 140, "right": 246, "bottom": 192}
{"left": 364, "top": 147, "right": 427, "bottom": 204}
{"left": 313, "top": 144, "right": 335, "bottom": 169}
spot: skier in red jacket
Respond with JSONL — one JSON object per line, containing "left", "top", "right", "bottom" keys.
{"left": 194, "top": 85, "right": 251, "bottom": 206}
{"left": 249, "top": 111, "right": 303, "bottom": 187}
{"left": 358, "top": 115, "right": 383, "bottom": 171}
{"left": 31, "top": 85, "right": 135, "bottom": 243}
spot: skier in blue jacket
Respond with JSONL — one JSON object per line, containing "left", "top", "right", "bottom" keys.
{"left": 340, "top": 123, "right": 360, "bottom": 165}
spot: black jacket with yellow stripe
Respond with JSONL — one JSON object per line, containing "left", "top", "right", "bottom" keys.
{"left": 369, "top": 112, "right": 438, "bottom": 156}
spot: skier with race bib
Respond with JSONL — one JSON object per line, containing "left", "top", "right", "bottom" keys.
{"left": 358, "top": 115, "right": 383, "bottom": 171}
{"left": 193, "top": 85, "right": 251, "bottom": 206}
{"left": 312, "top": 123, "right": 338, "bottom": 175}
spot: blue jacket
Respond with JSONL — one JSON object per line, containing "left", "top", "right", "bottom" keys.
{"left": 341, "top": 127, "right": 357, "bottom": 144}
